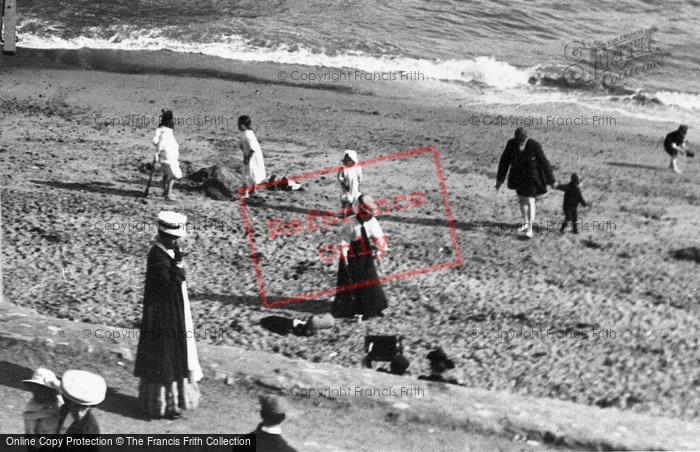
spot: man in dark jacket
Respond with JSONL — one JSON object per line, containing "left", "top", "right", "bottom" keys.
{"left": 664, "top": 125, "right": 689, "bottom": 174}
{"left": 246, "top": 395, "right": 298, "bottom": 452}
{"left": 56, "top": 370, "right": 106, "bottom": 452}
{"left": 496, "top": 128, "right": 556, "bottom": 238}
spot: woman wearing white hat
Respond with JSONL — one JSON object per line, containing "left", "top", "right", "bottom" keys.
{"left": 133, "top": 211, "right": 202, "bottom": 420}
{"left": 23, "top": 368, "right": 64, "bottom": 448}
{"left": 56, "top": 370, "right": 105, "bottom": 447}
{"left": 338, "top": 150, "right": 363, "bottom": 216}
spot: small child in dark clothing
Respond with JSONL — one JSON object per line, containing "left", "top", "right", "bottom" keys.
{"left": 556, "top": 173, "right": 589, "bottom": 234}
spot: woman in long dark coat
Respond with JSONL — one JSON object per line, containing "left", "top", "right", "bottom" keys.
{"left": 495, "top": 127, "right": 556, "bottom": 238}
{"left": 134, "top": 211, "right": 201, "bottom": 419}
{"left": 331, "top": 195, "right": 388, "bottom": 319}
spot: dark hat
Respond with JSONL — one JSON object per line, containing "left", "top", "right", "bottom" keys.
{"left": 514, "top": 127, "right": 528, "bottom": 140}
{"left": 679, "top": 125, "right": 689, "bottom": 132}
{"left": 390, "top": 354, "right": 410, "bottom": 375}
{"left": 426, "top": 347, "right": 455, "bottom": 370}
{"left": 260, "top": 395, "right": 287, "bottom": 424}
{"left": 160, "top": 110, "right": 175, "bottom": 128}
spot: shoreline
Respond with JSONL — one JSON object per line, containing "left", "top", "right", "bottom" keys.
{"left": 2, "top": 47, "right": 697, "bottom": 129}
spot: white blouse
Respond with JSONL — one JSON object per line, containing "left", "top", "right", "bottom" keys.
{"left": 339, "top": 217, "right": 388, "bottom": 259}
{"left": 153, "top": 126, "right": 179, "bottom": 163}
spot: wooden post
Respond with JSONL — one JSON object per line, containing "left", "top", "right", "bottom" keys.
{"left": 2, "top": 0, "right": 17, "bottom": 54}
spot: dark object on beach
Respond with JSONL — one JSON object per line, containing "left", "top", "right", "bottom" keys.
{"left": 686, "top": 150, "right": 695, "bottom": 158}
{"left": 364, "top": 335, "right": 403, "bottom": 360}
{"left": 185, "top": 164, "right": 238, "bottom": 200}
{"left": 672, "top": 247, "right": 700, "bottom": 264}
{"left": 363, "top": 335, "right": 409, "bottom": 375}
{"left": 376, "top": 354, "right": 411, "bottom": 376}
{"left": 266, "top": 174, "right": 302, "bottom": 191}
{"left": 418, "top": 347, "right": 462, "bottom": 385}
{"left": 260, "top": 315, "right": 315, "bottom": 337}
{"left": 144, "top": 163, "right": 156, "bottom": 197}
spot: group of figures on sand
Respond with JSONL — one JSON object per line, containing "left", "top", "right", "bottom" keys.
{"left": 496, "top": 127, "right": 591, "bottom": 237}
{"left": 329, "top": 150, "right": 390, "bottom": 321}
{"left": 496, "top": 125, "right": 689, "bottom": 238}
{"left": 152, "top": 111, "right": 266, "bottom": 201}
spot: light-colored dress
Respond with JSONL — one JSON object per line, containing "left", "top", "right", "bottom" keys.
{"left": 241, "top": 129, "right": 266, "bottom": 185}
{"left": 153, "top": 126, "right": 182, "bottom": 179}
{"left": 338, "top": 165, "right": 363, "bottom": 204}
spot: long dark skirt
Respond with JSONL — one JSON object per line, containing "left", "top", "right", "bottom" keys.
{"left": 331, "top": 236, "right": 387, "bottom": 319}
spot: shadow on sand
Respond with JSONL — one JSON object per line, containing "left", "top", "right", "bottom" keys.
{"left": 32, "top": 180, "right": 143, "bottom": 198}
{"left": 606, "top": 162, "right": 665, "bottom": 172}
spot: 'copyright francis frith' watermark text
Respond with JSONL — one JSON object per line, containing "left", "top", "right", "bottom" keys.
{"left": 77, "top": 328, "right": 232, "bottom": 341}
{"left": 277, "top": 69, "right": 425, "bottom": 84}
{"left": 80, "top": 114, "right": 233, "bottom": 128}
{"left": 278, "top": 386, "right": 425, "bottom": 399}
{"left": 80, "top": 219, "right": 237, "bottom": 233}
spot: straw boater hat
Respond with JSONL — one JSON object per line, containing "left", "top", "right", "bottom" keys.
{"left": 23, "top": 368, "right": 61, "bottom": 391}
{"left": 61, "top": 370, "right": 106, "bottom": 406}
{"left": 157, "top": 211, "right": 188, "bottom": 237}
{"left": 343, "top": 150, "right": 359, "bottom": 163}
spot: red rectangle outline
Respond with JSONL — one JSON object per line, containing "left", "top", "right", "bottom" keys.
{"left": 239, "top": 145, "right": 462, "bottom": 308}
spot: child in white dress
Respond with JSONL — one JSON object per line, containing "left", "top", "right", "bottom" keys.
{"left": 338, "top": 150, "right": 363, "bottom": 217}
{"left": 238, "top": 115, "right": 266, "bottom": 198}
{"left": 153, "top": 110, "right": 182, "bottom": 201}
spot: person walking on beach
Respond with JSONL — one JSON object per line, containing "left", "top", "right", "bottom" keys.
{"left": 495, "top": 127, "right": 556, "bottom": 238}
{"left": 152, "top": 110, "right": 182, "bottom": 201}
{"left": 239, "top": 115, "right": 266, "bottom": 198}
{"left": 556, "top": 173, "right": 589, "bottom": 234}
{"left": 331, "top": 195, "right": 389, "bottom": 320}
{"left": 23, "top": 368, "right": 63, "bottom": 450}
{"left": 246, "top": 395, "right": 299, "bottom": 452}
{"left": 338, "top": 150, "right": 363, "bottom": 217}
{"left": 134, "top": 211, "right": 202, "bottom": 420}
{"left": 56, "top": 370, "right": 106, "bottom": 451}
{"left": 664, "top": 125, "right": 689, "bottom": 174}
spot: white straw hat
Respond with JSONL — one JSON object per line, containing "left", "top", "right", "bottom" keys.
{"left": 23, "top": 368, "right": 61, "bottom": 391}
{"left": 157, "top": 211, "right": 188, "bottom": 237}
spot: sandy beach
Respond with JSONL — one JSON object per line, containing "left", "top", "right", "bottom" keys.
{"left": 2, "top": 46, "right": 700, "bottom": 427}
